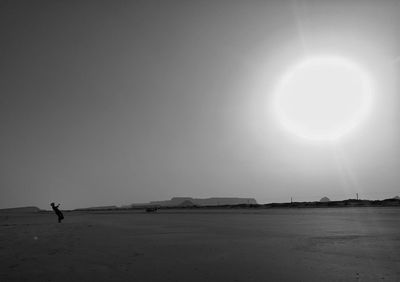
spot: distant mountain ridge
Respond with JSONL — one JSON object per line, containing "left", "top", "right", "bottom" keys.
{"left": 131, "top": 197, "right": 258, "bottom": 207}
{"left": 75, "top": 205, "right": 118, "bottom": 211}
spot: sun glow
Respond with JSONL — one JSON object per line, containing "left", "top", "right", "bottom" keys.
{"left": 274, "top": 56, "right": 373, "bottom": 141}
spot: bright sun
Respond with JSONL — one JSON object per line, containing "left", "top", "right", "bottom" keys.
{"left": 274, "top": 56, "right": 373, "bottom": 141}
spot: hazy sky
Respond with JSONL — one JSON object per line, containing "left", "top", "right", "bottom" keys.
{"left": 1, "top": 0, "right": 400, "bottom": 209}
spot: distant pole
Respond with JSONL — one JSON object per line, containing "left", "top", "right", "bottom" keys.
{"left": 291, "top": 197, "right": 293, "bottom": 203}
{"left": 356, "top": 193, "right": 359, "bottom": 200}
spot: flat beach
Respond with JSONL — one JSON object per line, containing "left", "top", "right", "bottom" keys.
{"left": 1, "top": 208, "right": 399, "bottom": 281}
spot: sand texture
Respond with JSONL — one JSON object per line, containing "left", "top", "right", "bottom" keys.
{"left": 1, "top": 208, "right": 399, "bottom": 281}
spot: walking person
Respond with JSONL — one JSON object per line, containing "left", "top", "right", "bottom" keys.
{"left": 50, "top": 202, "right": 64, "bottom": 223}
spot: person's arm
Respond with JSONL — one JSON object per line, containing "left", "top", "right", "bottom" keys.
{"left": 56, "top": 204, "right": 60, "bottom": 208}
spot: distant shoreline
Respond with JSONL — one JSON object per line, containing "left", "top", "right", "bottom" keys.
{"left": 72, "top": 198, "right": 400, "bottom": 212}
{"left": 1, "top": 198, "right": 399, "bottom": 213}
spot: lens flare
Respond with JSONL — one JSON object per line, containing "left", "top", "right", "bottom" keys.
{"left": 274, "top": 56, "right": 373, "bottom": 141}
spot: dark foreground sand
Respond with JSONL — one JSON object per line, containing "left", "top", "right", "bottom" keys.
{"left": 1, "top": 208, "right": 399, "bottom": 282}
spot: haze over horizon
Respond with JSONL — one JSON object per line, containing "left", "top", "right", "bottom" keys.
{"left": 1, "top": 0, "right": 400, "bottom": 210}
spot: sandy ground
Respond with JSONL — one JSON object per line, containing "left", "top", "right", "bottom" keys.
{"left": 1, "top": 208, "right": 399, "bottom": 282}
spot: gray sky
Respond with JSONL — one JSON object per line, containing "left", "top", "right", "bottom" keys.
{"left": 1, "top": 0, "right": 400, "bottom": 209}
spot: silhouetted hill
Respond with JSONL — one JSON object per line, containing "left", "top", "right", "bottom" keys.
{"left": 178, "top": 200, "right": 197, "bottom": 207}
{"left": 75, "top": 205, "right": 118, "bottom": 211}
{"left": 143, "top": 197, "right": 257, "bottom": 207}
{"left": 320, "top": 197, "right": 330, "bottom": 202}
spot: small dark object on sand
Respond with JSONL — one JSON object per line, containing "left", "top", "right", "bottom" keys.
{"left": 145, "top": 207, "right": 158, "bottom": 213}
{"left": 51, "top": 203, "right": 64, "bottom": 223}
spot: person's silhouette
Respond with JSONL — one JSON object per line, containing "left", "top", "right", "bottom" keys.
{"left": 50, "top": 202, "right": 64, "bottom": 223}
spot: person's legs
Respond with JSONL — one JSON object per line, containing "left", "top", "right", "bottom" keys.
{"left": 57, "top": 212, "right": 64, "bottom": 223}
